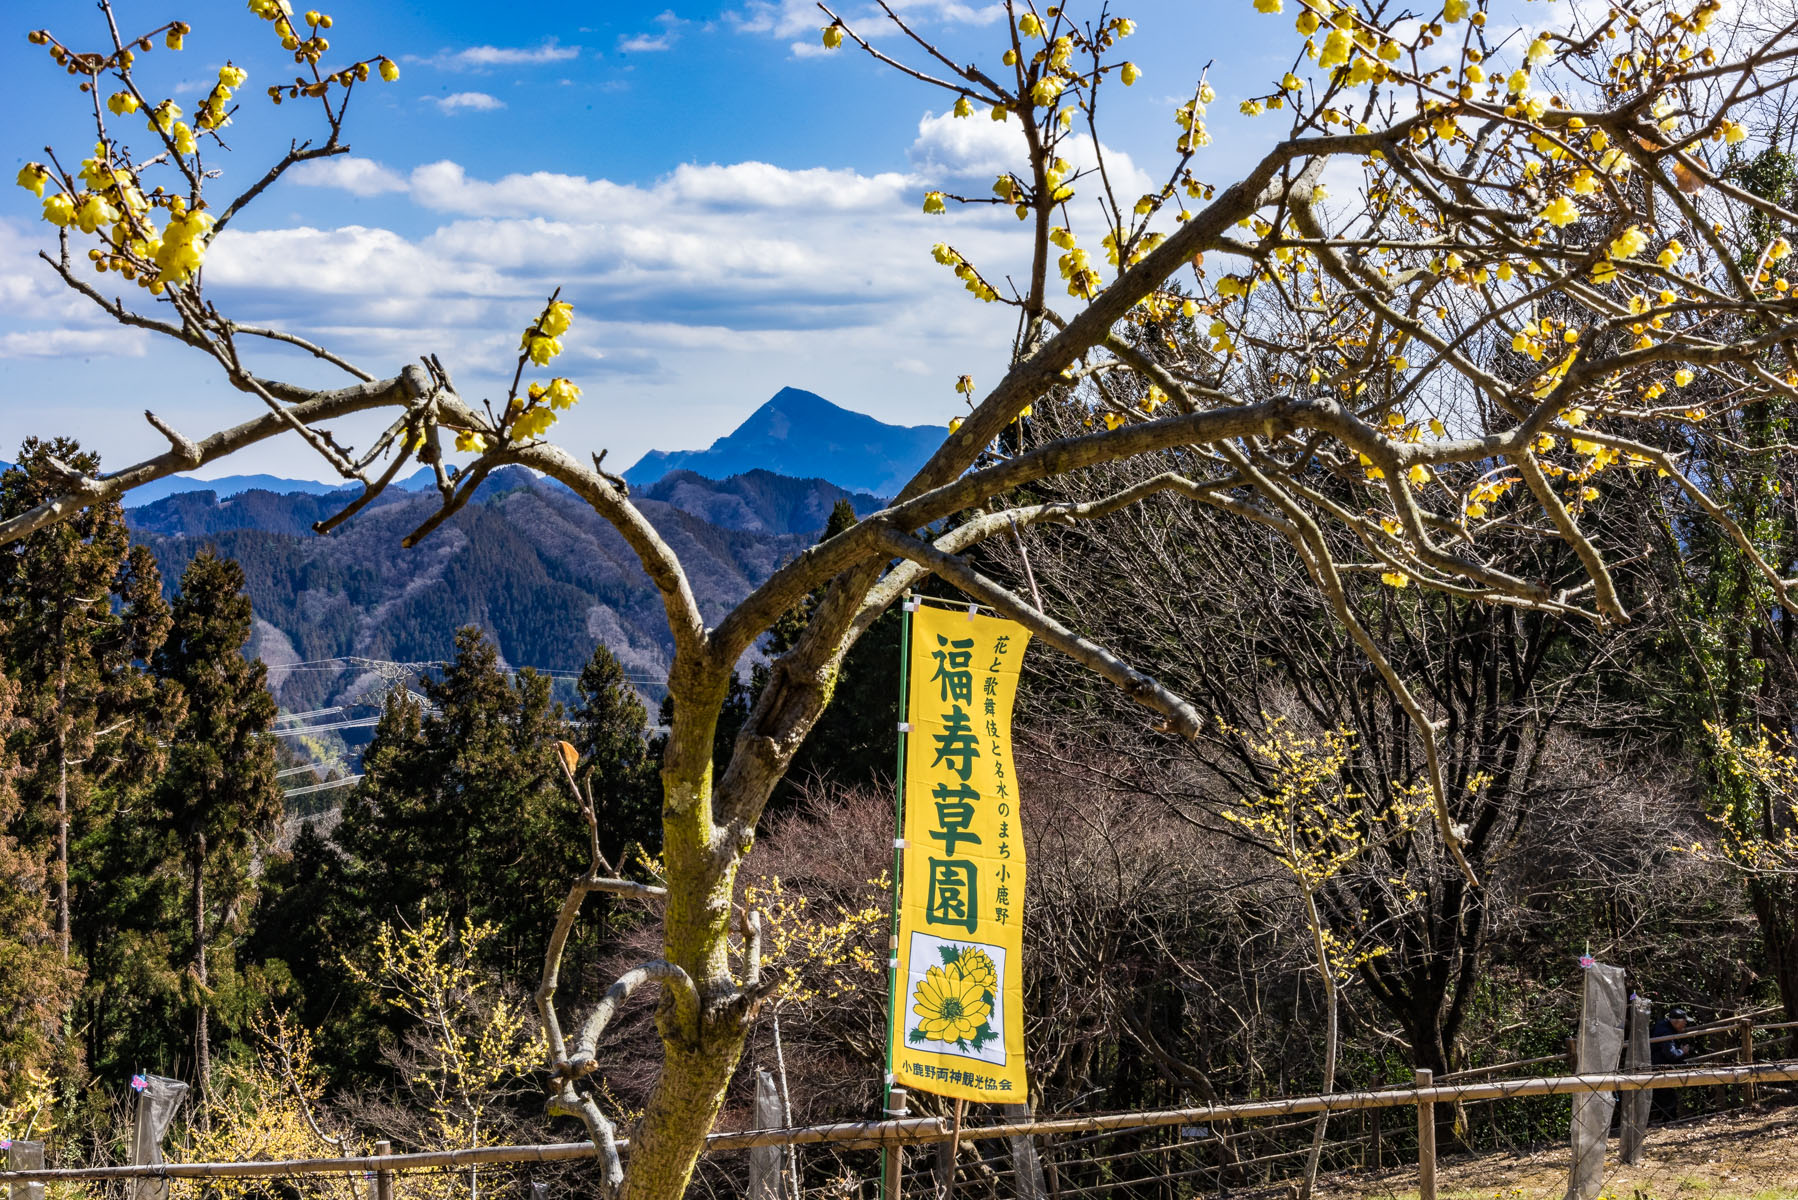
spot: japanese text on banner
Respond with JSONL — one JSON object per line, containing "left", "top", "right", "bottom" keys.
{"left": 890, "top": 605, "right": 1031, "bottom": 1103}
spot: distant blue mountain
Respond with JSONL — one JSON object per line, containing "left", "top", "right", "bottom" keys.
{"left": 623, "top": 387, "right": 941, "bottom": 497}
{"left": 121, "top": 467, "right": 437, "bottom": 507}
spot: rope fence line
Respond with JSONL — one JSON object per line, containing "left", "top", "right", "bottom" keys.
{"left": 8, "top": 1062, "right": 1798, "bottom": 1186}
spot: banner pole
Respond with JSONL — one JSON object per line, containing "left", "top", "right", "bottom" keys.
{"left": 882, "top": 592, "right": 914, "bottom": 1200}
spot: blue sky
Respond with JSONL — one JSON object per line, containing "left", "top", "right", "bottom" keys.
{"left": 1, "top": 0, "right": 1330, "bottom": 480}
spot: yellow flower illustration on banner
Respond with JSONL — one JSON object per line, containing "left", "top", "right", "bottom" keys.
{"left": 909, "top": 944, "right": 999, "bottom": 1051}
{"left": 955, "top": 947, "right": 997, "bottom": 990}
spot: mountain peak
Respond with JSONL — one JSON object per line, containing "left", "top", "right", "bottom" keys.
{"left": 623, "top": 388, "right": 940, "bottom": 497}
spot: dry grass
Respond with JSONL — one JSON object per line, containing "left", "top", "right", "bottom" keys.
{"left": 1325, "top": 1104, "right": 1798, "bottom": 1200}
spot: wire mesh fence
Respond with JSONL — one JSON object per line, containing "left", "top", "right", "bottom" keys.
{"left": 9, "top": 1063, "right": 1798, "bottom": 1200}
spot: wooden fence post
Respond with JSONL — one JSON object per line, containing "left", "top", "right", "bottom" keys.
{"left": 1415, "top": 1070, "right": 1436, "bottom": 1200}
{"left": 882, "top": 1089, "right": 908, "bottom": 1200}
{"left": 373, "top": 1141, "right": 393, "bottom": 1200}
{"left": 1370, "top": 1105, "right": 1381, "bottom": 1170}
{"left": 1741, "top": 1018, "right": 1757, "bottom": 1104}
{"left": 1620, "top": 995, "right": 1650, "bottom": 1165}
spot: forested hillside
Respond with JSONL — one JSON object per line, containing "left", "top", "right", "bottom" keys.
{"left": 127, "top": 467, "right": 880, "bottom": 714}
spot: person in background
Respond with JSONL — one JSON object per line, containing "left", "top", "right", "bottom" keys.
{"left": 1649, "top": 1006, "right": 1692, "bottom": 1121}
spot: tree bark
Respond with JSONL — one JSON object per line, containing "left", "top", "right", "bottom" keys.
{"left": 1299, "top": 891, "right": 1336, "bottom": 1200}
{"left": 193, "top": 834, "right": 210, "bottom": 1125}
{"left": 616, "top": 705, "right": 754, "bottom": 1200}
{"left": 55, "top": 621, "right": 69, "bottom": 964}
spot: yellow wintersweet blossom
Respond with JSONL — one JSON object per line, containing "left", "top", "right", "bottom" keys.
{"left": 540, "top": 300, "right": 573, "bottom": 338}
{"left": 1608, "top": 224, "right": 1648, "bottom": 260}
{"left": 522, "top": 334, "right": 560, "bottom": 365}
{"left": 1254, "top": 0, "right": 1284, "bottom": 12}
{"left": 1540, "top": 195, "right": 1579, "bottom": 227}
{"left": 821, "top": 24, "right": 844, "bottom": 49}
{"left": 343, "top": 915, "right": 537, "bottom": 1200}
{"left": 148, "top": 98, "right": 182, "bottom": 133}
{"left": 1697, "top": 725, "right": 1798, "bottom": 878}
{"left": 1319, "top": 28, "right": 1351, "bottom": 68}
{"left": 922, "top": 191, "right": 946, "bottom": 214}
{"left": 743, "top": 873, "right": 886, "bottom": 1007}
{"left": 1219, "top": 720, "right": 1427, "bottom": 977}
{"left": 15, "top": 164, "right": 49, "bottom": 197}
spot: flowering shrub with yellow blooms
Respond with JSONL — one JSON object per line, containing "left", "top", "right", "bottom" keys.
{"left": 0, "top": 1064, "right": 54, "bottom": 1142}
{"left": 175, "top": 1013, "right": 350, "bottom": 1200}
{"left": 0, "top": 1068, "right": 89, "bottom": 1200}
{"left": 1698, "top": 725, "right": 1798, "bottom": 876}
{"left": 342, "top": 913, "right": 538, "bottom": 1200}
{"left": 1218, "top": 718, "right": 1432, "bottom": 1189}
{"left": 742, "top": 873, "right": 887, "bottom": 1008}
{"left": 1220, "top": 720, "right": 1428, "bottom": 939}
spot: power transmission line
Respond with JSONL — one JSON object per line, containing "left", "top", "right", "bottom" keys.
{"left": 282, "top": 775, "right": 364, "bottom": 799}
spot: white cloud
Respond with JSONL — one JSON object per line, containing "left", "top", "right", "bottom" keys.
{"left": 730, "top": 0, "right": 1003, "bottom": 39}
{"left": 619, "top": 11, "right": 686, "bottom": 52}
{"left": 0, "top": 328, "right": 148, "bottom": 358}
{"left": 409, "top": 40, "right": 581, "bottom": 70}
{"left": 289, "top": 156, "right": 410, "bottom": 196}
{"left": 400, "top": 159, "right": 908, "bottom": 218}
{"left": 8, "top": 156, "right": 1022, "bottom": 479}
{"left": 192, "top": 153, "right": 1024, "bottom": 409}
{"left": 908, "top": 111, "right": 1154, "bottom": 199}
{"left": 431, "top": 92, "right": 507, "bottom": 113}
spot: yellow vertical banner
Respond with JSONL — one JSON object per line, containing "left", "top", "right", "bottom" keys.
{"left": 891, "top": 603, "right": 1031, "bottom": 1104}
